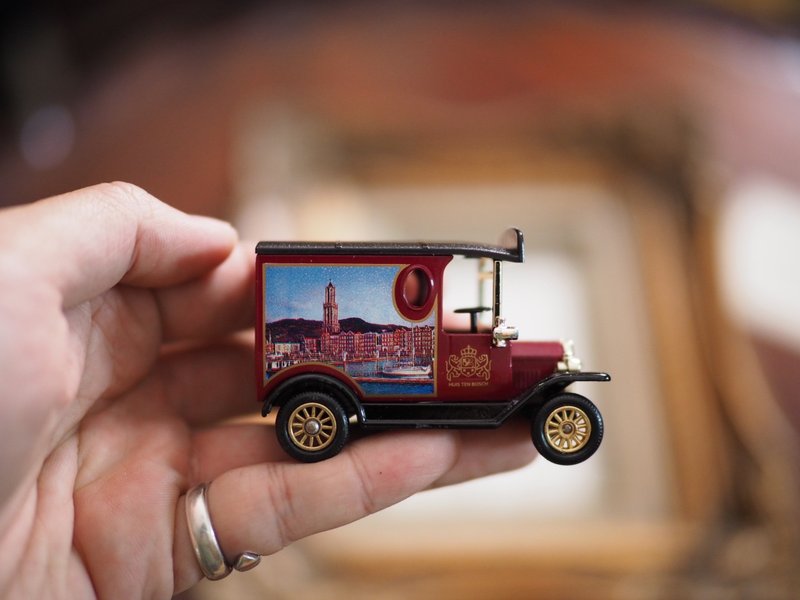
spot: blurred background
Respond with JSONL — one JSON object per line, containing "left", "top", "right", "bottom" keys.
{"left": 2, "top": 2, "right": 800, "bottom": 598}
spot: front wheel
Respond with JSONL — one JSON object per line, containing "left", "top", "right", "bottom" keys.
{"left": 532, "top": 393, "right": 603, "bottom": 465}
{"left": 276, "top": 391, "right": 350, "bottom": 462}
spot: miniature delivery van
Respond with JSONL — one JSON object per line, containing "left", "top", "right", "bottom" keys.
{"left": 256, "top": 229, "right": 609, "bottom": 465}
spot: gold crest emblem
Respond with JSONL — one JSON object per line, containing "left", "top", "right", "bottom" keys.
{"left": 446, "top": 345, "right": 491, "bottom": 382}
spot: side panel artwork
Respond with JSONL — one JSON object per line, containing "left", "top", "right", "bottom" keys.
{"left": 263, "top": 263, "right": 437, "bottom": 397}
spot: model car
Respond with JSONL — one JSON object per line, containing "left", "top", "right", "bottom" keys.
{"left": 255, "top": 228, "right": 609, "bottom": 465}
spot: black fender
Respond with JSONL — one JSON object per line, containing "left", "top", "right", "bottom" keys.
{"left": 526, "top": 371, "right": 610, "bottom": 405}
{"left": 499, "top": 371, "right": 611, "bottom": 422}
{"left": 262, "top": 373, "right": 365, "bottom": 422}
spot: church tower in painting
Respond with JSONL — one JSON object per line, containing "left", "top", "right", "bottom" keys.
{"left": 323, "top": 281, "right": 340, "bottom": 334}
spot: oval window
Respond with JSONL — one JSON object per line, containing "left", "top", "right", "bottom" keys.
{"left": 394, "top": 265, "right": 435, "bottom": 320}
{"left": 403, "top": 267, "right": 431, "bottom": 309}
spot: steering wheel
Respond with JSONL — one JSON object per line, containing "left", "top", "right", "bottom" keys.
{"left": 453, "top": 306, "right": 491, "bottom": 333}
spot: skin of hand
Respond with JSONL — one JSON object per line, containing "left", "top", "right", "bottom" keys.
{"left": 0, "top": 182, "right": 536, "bottom": 599}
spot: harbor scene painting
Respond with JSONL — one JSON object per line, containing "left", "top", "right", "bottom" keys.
{"left": 263, "top": 264, "right": 436, "bottom": 395}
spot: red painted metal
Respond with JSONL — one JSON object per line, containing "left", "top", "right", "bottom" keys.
{"left": 255, "top": 251, "right": 565, "bottom": 405}
{"left": 511, "top": 341, "right": 563, "bottom": 394}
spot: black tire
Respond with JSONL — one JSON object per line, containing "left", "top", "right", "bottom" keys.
{"left": 531, "top": 393, "right": 603, "bottom": 466}
{"left": 276, "top": 391, "right": 350, "bottom": 462}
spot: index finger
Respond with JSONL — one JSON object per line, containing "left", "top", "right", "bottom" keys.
{"left": 0, "top": 182, "right": 237, "bottom": 308}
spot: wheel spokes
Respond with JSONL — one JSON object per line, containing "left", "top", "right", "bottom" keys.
{"left": 288, "top": 402, "right": 339, "bottom": 452}
{"left": 543, "top": 405, "right": 592, "bottom": 454}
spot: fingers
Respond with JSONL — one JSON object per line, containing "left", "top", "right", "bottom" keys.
{"left": 156, "top": 339, "right": 258, "bottom": 426}
{"left": 431, "top": 420, "right": 537, "bottom": 488}
{"left": 189, "top": 423, "right": 286, "bottom": 483}
{"left": 154, "top": 243, "right": 255, "bottom": 343}
{"left": 173, "top": 425, "right": 538, "bottom": 591}
{"left": 61, "top": 333, "right": 258, "bottom": 449}
{"left": 187, "top": 421, "right": 536, "bottom": 488}
{"left": 173, "top": 430, "right": 460, "bottom": 590}
{"left": 0, "top": 182, "right": 237, "bottom": 308}
{"left": 64, "top": 244, "right": 254, "bottom": 406}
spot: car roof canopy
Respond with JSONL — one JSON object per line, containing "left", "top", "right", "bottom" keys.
{"left": 256, "top": 228, "right": 524, "bottom": 263}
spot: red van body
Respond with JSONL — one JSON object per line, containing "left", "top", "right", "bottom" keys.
{"left": 255, "top": 229, "right": 608, "bottom": 465}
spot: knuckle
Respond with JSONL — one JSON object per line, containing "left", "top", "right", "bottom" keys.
{"left": 103, "top": 181, "right": 151, "bottom": 204}
{"left": 262, "top": 465, "right": 295, "bottom": 550}
{"left": 347, "top": 447, "right": 379, "bottom": 516}
{"left": 88, "top": 182, "right": 169, "bottom": 274}
{"left": 93, "top": 182, "right": 162, "bottom": 221}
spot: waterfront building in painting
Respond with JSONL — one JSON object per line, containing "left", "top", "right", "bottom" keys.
{"left": 413, "top": 325, "right": 434, "bottom": 358}
{"left": 363, "top": 331, "right": 378, "bottom": 356}
{"left": 301, "top": 336, "right": 319, "bottom": 355}
{"left": 274, "top": 342, "right": 301, "bottom": 355}
{"left": 341, "top": 330, "right": 355, "bottom": 356}
{"left": 265, "top": 276, "right": 435, "bottom": 368}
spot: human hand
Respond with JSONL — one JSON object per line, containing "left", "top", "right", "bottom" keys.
{"left": 0, "top": 183, "right": 535, "bottom": 599}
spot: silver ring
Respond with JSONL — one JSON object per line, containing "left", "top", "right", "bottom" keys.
{"left": 185, "top": 483, "right": 261, "bottom": 580}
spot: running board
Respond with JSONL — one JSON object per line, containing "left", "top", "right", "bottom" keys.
{"left": 361, "top": 401, "right": 513, "bottom": 429}
{"left": 358, "top": 371, "right": 610, "bottom": 429}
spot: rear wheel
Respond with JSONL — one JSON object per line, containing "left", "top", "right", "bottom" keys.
{"left": 276, "top": 391, "right": 349, "bottom": 462}
{"left": 532, "top": 393, "right": 603, "bottom": 465}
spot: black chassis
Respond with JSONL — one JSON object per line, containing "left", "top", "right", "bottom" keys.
{"left": 262, "top": 371, "right": 611, "bottom": 430}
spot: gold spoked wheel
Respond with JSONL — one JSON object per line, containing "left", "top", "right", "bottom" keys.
{"left": 288, "top": 402, "right": 338, "bottom": 451}
{"left": 544, "top": 405, "right": 592, "bottom": 454}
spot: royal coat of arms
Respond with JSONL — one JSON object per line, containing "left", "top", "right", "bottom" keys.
{"left": 445, "top": 345, "right": 492, "bottom": 382}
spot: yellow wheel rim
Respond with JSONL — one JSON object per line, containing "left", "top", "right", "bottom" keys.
{"left": 544, "top": 405, "right": 592, "bottom": 454}
{"left": 288, "top": 402, "right": 337, "bottom": 452}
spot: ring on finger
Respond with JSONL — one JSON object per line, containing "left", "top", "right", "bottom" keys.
{"left": 185, "top": 482, "right": 261, "bottom": 580}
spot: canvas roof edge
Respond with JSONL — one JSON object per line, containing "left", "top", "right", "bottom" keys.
{"left": 255, "top": 228, "right": 524, "bottom": 263}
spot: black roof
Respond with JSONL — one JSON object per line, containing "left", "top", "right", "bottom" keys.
{"left": 255, "top": 228, "right": 524, "bottom": 263}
